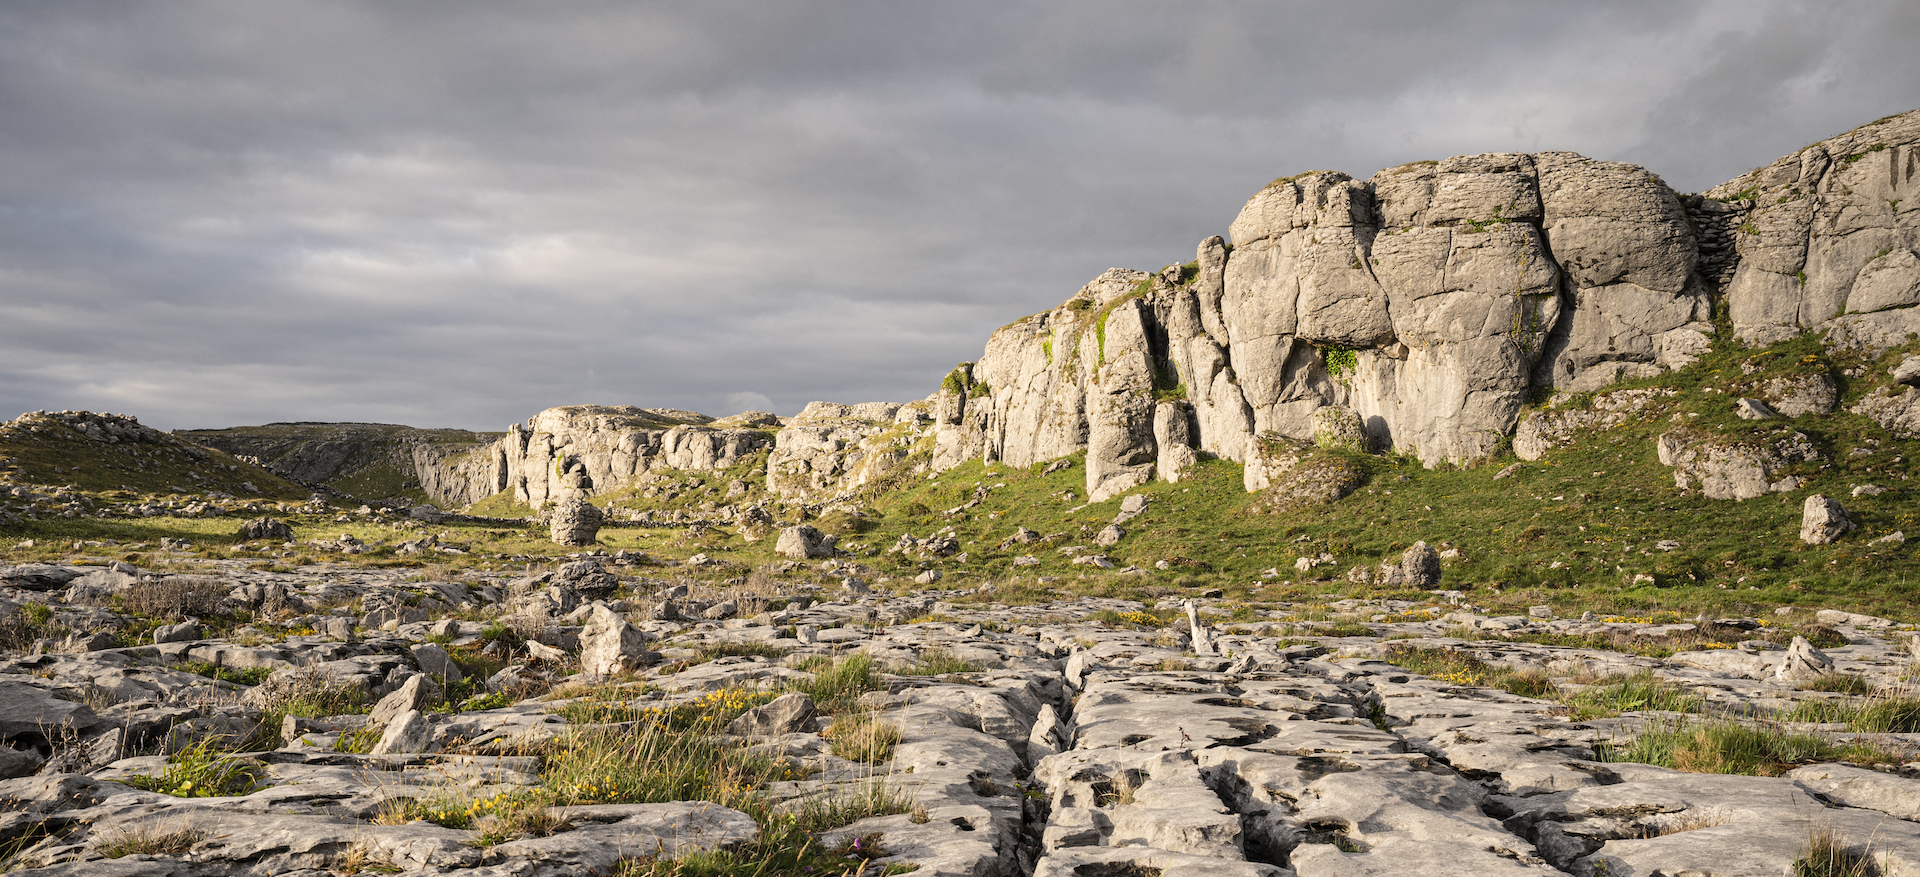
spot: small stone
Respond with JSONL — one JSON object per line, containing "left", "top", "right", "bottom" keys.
{"left": 152, "top": 621, "right": 203, "bottom": 644}
{"left": 1094, "top": 524, "right": 1125, "bottom": 547}
{"left": 410, "top": 643, "right": 464, "bottom": 685}
{"left": 1733, "top": 397, "right": 1777, "bottom": 420}
{"left": 1852, "top": 484, "right": 1888, "bottom": 497}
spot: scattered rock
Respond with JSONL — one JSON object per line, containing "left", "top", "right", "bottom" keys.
{"left": 237, "top": 517, "right": 294, "bottom": 541}
{"left": 1800, "top": 494, "right": 1857, "bottom": 545}
{"left": 726, "top": 692, "right": 819, "bottom": 736}
{"left": 774, "top": 525, "right": 837, "bottom": 559}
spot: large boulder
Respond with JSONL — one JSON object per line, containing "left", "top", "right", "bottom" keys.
{"left": 579, "top": 604, "right": 656, "bottom": 677}
{"left": 1800, "top": 495, "right": 1857, "bottom": 545}
{"left": 774, "top": 525, "right": 837, "bottom": 560}
{"left": 549, "top": 495, "right": 603, "bottom": 546}
{"left": 237, "top": 517, "right": 294, "bottom": 541}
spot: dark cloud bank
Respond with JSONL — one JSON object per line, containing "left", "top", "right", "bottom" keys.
{"left": 1, "top": 1, "right": 1916, "bottom": 430}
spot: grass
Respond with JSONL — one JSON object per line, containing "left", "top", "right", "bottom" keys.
{"left": 824, "top": 710, "right": 902, "bottom": 764}
{"left": 1382, "top": 645, "right": 1562, "bottom": 700}
{"left": 178, "top": 660, "right": 273, "bottom": 687}
{"left": 1784, "top": 692, "right": 1920, "bottom": 733}
{"left": 120, "top": 736, "right": 266, "bottom": 798}
{"left": 884, "top": 649, "right": 984, "bottom": 676}
{"left": 1796, "top": 823, "right": 1883, "bottom": 877}
{"left": 790, "top": 655, "right": 887, "bottom": 713}
{"left": 1598, "top": 716, "right": 1901, "bottom": 776}
{"left": 97, "top": 823, "right": 207, "bottom": 858}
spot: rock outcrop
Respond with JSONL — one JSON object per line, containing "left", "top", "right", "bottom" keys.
{"left": 915, "top": 109, "right": 1919, "bottom": 493}
{"left": 767, "top": 402, "right": 932, "bottom": 502}
{"left": 422, "top": 406, "right": 778, "bottom": 509}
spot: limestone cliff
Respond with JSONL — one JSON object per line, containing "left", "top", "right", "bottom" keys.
{"left": 425, "top": 405, "right": 778, "bottom": 509}
{"left": 922, "top": 108, "right": 1920, "bottom": 497}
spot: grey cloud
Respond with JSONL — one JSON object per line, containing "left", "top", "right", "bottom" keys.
{"left": 0, "top": 1, "right": 1915, "bottom": 431}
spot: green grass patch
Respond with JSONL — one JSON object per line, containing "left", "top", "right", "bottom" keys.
{"left": 1598, "top": 716, "right": 1900, "bottom": 776}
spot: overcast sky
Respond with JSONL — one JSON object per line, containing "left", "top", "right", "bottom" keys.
{"left": 2, "top": 1, "right": 1916, "bottom": 431}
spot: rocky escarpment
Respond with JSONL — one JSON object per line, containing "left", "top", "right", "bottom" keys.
{"left": 766, "top": 401, "right": 934, "bottom": 504}
{"left": 179, "top": 423, "right": 500, "bottom": 503}
{"left": 424, "top": 405, "right": 781, "bottom": 509}
{"left": 930, "top": 109, "right": 1920, "bottom": 500}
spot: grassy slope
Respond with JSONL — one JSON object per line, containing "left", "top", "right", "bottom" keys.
{"left": 1, "top": 331, "right": 1914, "bottom": 623}
{"left": 0, "top": 415, "right": 311, "bottom": 502}
{"left": 177, "top": 423, "right": 501, "bottom": 504}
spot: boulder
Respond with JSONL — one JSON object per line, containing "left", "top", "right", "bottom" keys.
{"left": 1895, "top": 355, "right": 1920, "bottom": 386}
{"left": 0, "top": 564, "right": 81, "bottom": 592}
{"left": 579, "top": 604, "right": 655, "bottom": 677}
{"left": 548, "top": 495, "right": 604, "bottom": 546}
{"left": 410, "top": 643, "right": 464, "bottom": 685}
{"left": 370, "top": 708, "right": 432, "bottom": 755}
{"left": 1775, "top": 635, "right": 1835, "bottom": 681}
{"left": 1399, "top": 541, "right": 1442, "bottom": 587}
{"left": 774, "top": 525, "right": 836, "bottom": 559}
{"left": 237, "top": 517, "right": 294, "bottom": 541}
{"left": 1761, "top": 373, "right": 1838, "bottom": 416}
{"left": 1310, "top": 406, "right": 1368, "bottom": 452}
{"left": 368, "top": 674, "right": 441, "bottom": 731}
{"left": 1732, "top": 397, "right": 1776, "bottom": 420}
{"left": 152, "top": 621, "right": 203, "bottom": 644}
{"left": 726, "top": 692, "right": 819, "bottom": 736}
{"left": 554, "top": 559, "right": 620, "bottom": 596}
{"left": 1800, "top": 494, "right": 1856, "bottom": 545}
{"left": 1656, "top": 428, "right": 1802, "bottom": 500}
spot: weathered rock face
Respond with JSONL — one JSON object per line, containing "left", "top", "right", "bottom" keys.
{"left": 767, "top": 402, "right": 931, "bottom": 502}
{"left": 422, "top": 406, "right": 776, "bottom": 509}
{"left": 1708, "top": 111, "right": 1920, "bottom": 350}
{"left": 912, "top": 109, "right": 1919, "bottom": 488}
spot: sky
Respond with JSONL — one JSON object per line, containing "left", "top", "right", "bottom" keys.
{"left": 2, "top": 2, "right": 1917, "bottom": 432}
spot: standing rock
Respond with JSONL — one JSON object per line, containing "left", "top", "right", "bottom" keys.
{"left": 1094, "top": 524, "right": 1126, "bottom": 547}
{"left": 1153, "top": 401, "right": 1199, "bottom": 484}
{"left": 410, "top": 643, "right": 465, "bottom": 686}
{"left": 370, "top": 709, "right": 432, "bottom": 755}
{"left": 549, "top": 494, "right": 604, "bottom": 546}
{"left": 369, "top": 674, "right": 441, "bottom": 731}
{"left": 579, "top": 604, "right": 655, "bottom": 677}
{"left": 1400, "top": 541, "right": 1442, "bottom": 587}
{"left": 1800, "top": 495, "right": 1857, "bottom": 545}
{"left": 1775, "top": 636, "right": 1836, "bottom": 682}
{"left": 774, "top": 525, "right": 836, "bottom": 559}
{"left": 1186, "top": 600, "right": 1214, "bottom": 657}
{"left": 237, "top": 517, "right": 294, "bottom": 541}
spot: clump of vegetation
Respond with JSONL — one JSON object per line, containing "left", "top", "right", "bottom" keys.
{"left": 1382, "top": 645, "right": 1561, "bottom": 700}
{"left": 121, "top": 736, "right": 266, "bottom": 798}
{"left": 97, "top": 823, "right": 207, "bottom": 859}
{"left": 1785, "top": 692, "right": 1920, "bottom": 733}
{"left": 885, "top": 648, "right": 983, "bottom": 676}
{"left": 824, "top": 710, "right": 902, "bottom": 764}
{"left": 1795, "top": 823, "right": 1883, "bottom": 877}
{"left": 790, "top": 655, "right": 887, "bottom": 713}
{"left": 1598, "top": 717, "right": 1899, "bottom": 777}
